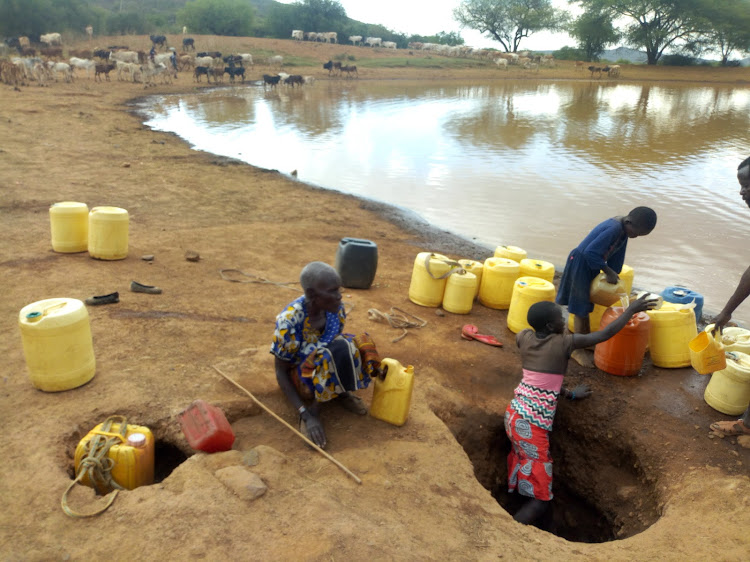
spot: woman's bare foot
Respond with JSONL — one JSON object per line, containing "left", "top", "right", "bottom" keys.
{"left": 571, "top": 349, "right": 595, "bottom": 368}
{"left": 710, "top": 419, "right": 750, "bottom": 436}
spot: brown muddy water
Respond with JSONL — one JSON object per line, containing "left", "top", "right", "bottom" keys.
{"left": 140, "top": 79, "right": 750, "bottom": 324}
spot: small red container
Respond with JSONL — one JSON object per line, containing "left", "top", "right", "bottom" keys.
{"left": 594, "top": 307, "right": 651, "bottom": 376}
{"left": 179, "top": 399, "right": 235, "bottom": 453}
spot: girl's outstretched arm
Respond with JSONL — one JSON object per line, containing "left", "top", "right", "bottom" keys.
{"left": 572, "top": 295, "right": 655, "bottom": 350}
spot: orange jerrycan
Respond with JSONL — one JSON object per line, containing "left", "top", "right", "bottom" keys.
{"left": 370, "top": 358, "right": 414, "bottom": 426}
{"left": 594, "top": 307, "right": 650, "bottom": 376}
{"left": 689, "top": 328, "right": 726, "bottom": 375}
{"left": 74, "top": 416, "right": 154, "bottom": 492}
{"left": 704, "top": 352, "right": 750, "bottom": 415}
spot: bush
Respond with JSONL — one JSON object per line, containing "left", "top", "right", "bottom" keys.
{"left": 553, "top": 46, "right": 587, "bottom": 61}
{"left": 659, "top": 54, "right": 699, "bottom": 66}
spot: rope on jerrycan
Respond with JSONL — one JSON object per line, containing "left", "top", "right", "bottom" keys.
{"left": 423, "top": 253, "right": 465, "bottom": 280}
{"left": 61, "top": 415, "right": 127, "bottom": 518}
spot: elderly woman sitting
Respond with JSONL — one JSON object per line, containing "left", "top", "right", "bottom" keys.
{"left": 271, "top": 261, "right": 381, "bottom": 449}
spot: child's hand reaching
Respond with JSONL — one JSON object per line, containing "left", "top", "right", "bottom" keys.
{"left": 626, "top": 293, "right": 658, "bottom": 315}
{"left": 565, "top": 384, "right": 591, "bottom": 400}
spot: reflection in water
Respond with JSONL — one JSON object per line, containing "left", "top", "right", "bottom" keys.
{"left": 142, "top": 80, "right": 750, "bottom": 324}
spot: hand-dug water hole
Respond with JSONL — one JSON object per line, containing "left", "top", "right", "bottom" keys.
{"left": 442, "top": 406, "right": 661, "bottom": 543}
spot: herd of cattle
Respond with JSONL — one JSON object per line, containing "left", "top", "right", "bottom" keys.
{"left": 0, "top": 31, "right": 624, "bottom": 88}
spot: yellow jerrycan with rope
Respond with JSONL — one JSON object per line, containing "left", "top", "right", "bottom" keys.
{"left": 719, "top": 327, "right": 750, "bottom": 354}
{"left": 408, "top": 252, "right": 461, "bottom": 307}
{"left": 370, "top": 358, "right": 414, "bottom": 427}
{"left": 64, "top": 416, "right": 154, "bottom": 518}
{"left": 458, "top": 259, "right": 483, "bottom": 298}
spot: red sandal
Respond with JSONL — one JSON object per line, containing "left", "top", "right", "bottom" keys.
{"left": 461, "top": 324, "right": 503, "bottom": 347}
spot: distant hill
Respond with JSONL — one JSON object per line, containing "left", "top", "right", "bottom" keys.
{"left": 601, "top": 46, "right": 648, "bottom": 64}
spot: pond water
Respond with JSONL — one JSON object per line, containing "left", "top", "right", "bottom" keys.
{"left": 140, "top": 79, "right": 750, "bottom": 324}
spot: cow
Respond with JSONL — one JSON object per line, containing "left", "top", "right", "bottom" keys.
{"left": 494, "top": 57, "right": 508, "bottom": 69}
{"left": 588, "top": 65, "right": 603, "bottom": 78}
{"left": 85, "top": 25, "right": 93, "bottom": 41}
{"left": 349, "top": 35, "right": 362, "bottom": 46}
{"left": 150, "top": 35, "right": 167, "bottom": 50}
{"left": 291, "top": 30, "right": 304, "bottom": 41}
{"left": 40, "top": 47, "right": 63, "bottom": 59}
{"left": 40, "top": 33, "right": 62, "bottom": 46}
{"left": 262, "top": 74, "right": 281, "bottom": 89}
{"left": 110, "top": 50, "right": 139, "bottom": 64}
{"left": 69, "top": 49, "right": 93, "bottom": 59}
{"left": 364, "top": 37, "right": 382, "bottom": 47}
{"left": 267, "top": 55, "right": 283, "bottom": 68}
{"left": 284, "top": 74, "right": 304, "bottom": 87}
{"left": 197, "top": 51, "right": 221, "bottom": 59}
{"left": 69, "top": 57, "right": 95, "bottom": 79}
{"left": 319, "top": 32, "right": 337, "bottom": 44}
{"left": 194, "top": 66, "right": 209, "bottom": 82}
{"left": 178, "top": 54, "right": 194, "bottom": 71}
{"left": 575, "top": 60, "right": 585, "bottom": 71}
{"left": 382, "top": 41, "right": 397, "bottom": 50}
{"left": 323, "top": 60, "right": 341, "bottom": 75}
{"left": 340, "top": 65, "right": 358, "bottom": 78}
{"left": 95, "top": 62, "right": 115, "bottom": 81}
{"left": 304, "top": 32, "right": 318, "bottom": 42}
{"left": 224, "top": 66, "right": 245, "bottom": 83}
{"left": 604, "top": 64, "right": 621, "bottom": 78}
{"left": 182, "top": 37, "right": 195, "bottom": 51}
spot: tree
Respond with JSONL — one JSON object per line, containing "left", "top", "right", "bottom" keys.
{"left": 177, "top": 0, "right": 254, "bottom": 37}
{"left": 453, "top": 0, "right": 568, "bottom": 52}
{"left": 0, "top": 0, "right": 88, "bottom": 37}
{"left": 692, "top": 0, "right": 750, "bottom": 65}
{"left": 568, "top": 8, "right": 619, "bottom": 61}
{"left": 436, "top": 31, "right": 465, "bottom": 46}
{"left": 294, "top": 0, "right": 347, "bottom": 32}
{"left": 577, "top": 0, "right": 705, "bottom": 65}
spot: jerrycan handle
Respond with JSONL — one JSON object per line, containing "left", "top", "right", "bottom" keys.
{"left": 424, "top": 253, "right": 463, "bottom": 280}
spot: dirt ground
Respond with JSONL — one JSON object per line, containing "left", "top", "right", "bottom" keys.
{"left": 1, "top": 36, "right": 749, "bottom": 560}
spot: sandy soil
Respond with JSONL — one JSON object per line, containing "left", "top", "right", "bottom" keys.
{"left": 1, "top": 36, "right": 749, "bottom": 560}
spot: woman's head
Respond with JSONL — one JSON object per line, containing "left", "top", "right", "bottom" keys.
{"left": 527, "top": 301, "right": 564, "bottom": 334}
{"left": 301, "top": 261, "right": 342, "bottom": 313}
{"left": 738, "top": 157, "right": 750, "bottom": 209}
{"left": 624, "top": 206, "right": 657, "bottom": 238}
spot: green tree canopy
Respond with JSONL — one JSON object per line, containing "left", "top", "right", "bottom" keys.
{"left": 692, "top": 0, "right": 750, "bottom": 65}
{"left": 0, "top": 0, "right": 89, "bottom": 38}
{"left": 177, "top": 0, "right": 255, "bottom": 37}
{"left": 568, "top": 8, "right": 619, "bottom": 61}
{"left": 454, "top": 0, "right": 568, "bottom": 52}
{"left": 293, "top": 0, "right": 347, "bottom": 32}
{"left": 576, "top": 0, "right": 706, "bottom": 65}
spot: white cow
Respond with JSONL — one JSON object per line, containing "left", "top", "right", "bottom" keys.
{"left": 69, "top": 57, "right": 95, "bottom": 79}
{"left": 364, "top": 37, "right": 382, "bottom": 47}
{"left": 85, "top": 25, "right": 93, "bottom": 40}
{"left": 195, "top": 56, "right": 215, "bottom": 67}
{"left": 268, "top": 55, "right": 283, "bottom": 68}
{"left": 291, "top": 30, "right": 304, "bottom": 41}
{"left": 305, "top": 32, "right": 318, "bottom": 41}
{"left": 349, "top": 35, "right": 362, "bottom": 46}
{"left": 40, "top": 32, "right": 62, "bottom": 46}
{"left": 47, "top": 61, "right": 72, "bottom": 82}
{"left": 382, "top": 41, "right": 397, "bottom": 50}
{"left": 238, "top": 53, "right": 253, "bottom": 67}
{"left": 320, "top": 32, "right": 337, "bottom": 43}
{"left": 494, "top": 57, "right": 508, "bottom": 69}
{"left": 110, "top": 50, "right": 139, "bottom": 64}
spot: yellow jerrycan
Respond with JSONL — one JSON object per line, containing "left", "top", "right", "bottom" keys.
{"left": 494, "top": 245, "right": 526, "bottom": 263}
{"left": 458, "top": 259, "right": 483, "bottom": 298}
{"left": 646, "top": 302, "right": 697, "bottom": 368}
{"left": 689, "top": 326, "right": 726, "bottom": 375}
{"left": 507, "top": 277, "right": 556, "bottom": 333}
{"left": 74, "top": 417, "right": 155, "bottom": 492}
{"left": 719, "top": 327, "right": 750, "bottom": 354}
{"left": 408, "top": 252, "right": 459, "bottom": 307}
{"left": 50, "top": 201, "right": 89, "bottom": 253}
{"left": 704, "top": 352, "right": 750, "bottom": 415}
{"left": 88, "top": 206, "right": 129, "bottom": 260}
{"left": 442, "top": 270, "right": 477, "bottom": 315}
{"left": 479, "top": 257, "right": 520, "bottom": 310}
{"left": 519, "top": 259, "right": 555, "bottom": 283}
{"left": 370, "top": 358, "right": 415, "bottom": 427}
{"left": 620, "top": 264, "right": 634, "bottom": 295}
{"left": 18, "top": 298, "right": 96, "bottom": 392}
{"left": 590, "top": 272, "right": 627, "bottom": 307}
{"left": 567, "top": 302, "right": 614, "bottom": 333}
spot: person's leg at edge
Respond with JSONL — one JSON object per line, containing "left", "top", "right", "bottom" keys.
{"left": 514, "top": 498, "right": 549, "bottom": 525}
{"left": 711, "top": 404, "right": 750, "bottom": 435}
{"left": 571, "top": 314, "right": 595, "bottom": 367}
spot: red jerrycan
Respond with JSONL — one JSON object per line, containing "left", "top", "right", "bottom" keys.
{"left": 179, "top": 399, "right": 235, "bottom": 453}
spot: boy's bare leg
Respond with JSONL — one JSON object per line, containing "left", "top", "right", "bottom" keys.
{"left": 571, "top": 314, "right": 595, "bottom": 367}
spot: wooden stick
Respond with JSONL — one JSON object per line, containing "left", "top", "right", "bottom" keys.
{"left": 212, "top": 365, "right": 362, "bottom": 485}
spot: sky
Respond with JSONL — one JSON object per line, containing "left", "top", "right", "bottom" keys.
{"left": 276, "top": 0, "right": 583, "bottom": 52}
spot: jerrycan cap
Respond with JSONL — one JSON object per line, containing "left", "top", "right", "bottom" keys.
{"left": 25, "top": 311, "right": 43, "bottom": 321}
{"left": 127, "top": 433, "right": 147, "bottom": 447}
